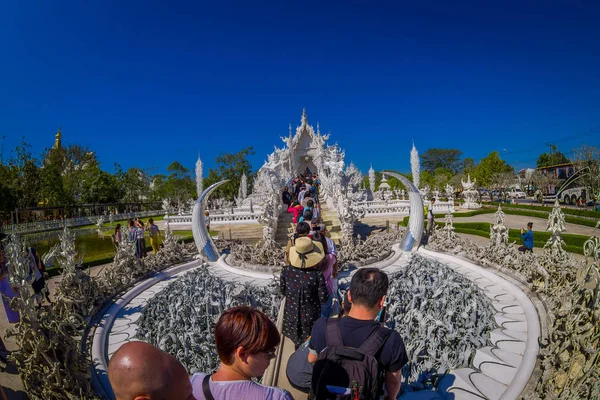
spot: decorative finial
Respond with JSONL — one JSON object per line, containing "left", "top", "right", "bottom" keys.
{"left": 301, "top": 108, "right": 307, "bottom": 125}
{"left": 53, "top": 127, "right": 62, "bottom": 149}
{"left": 289, "top": 123, "right": 292, "bottom": 136}
{"left": 317, "top": 122, "right": 320, "bottom": 135}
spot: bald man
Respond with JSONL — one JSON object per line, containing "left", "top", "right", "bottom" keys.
{"left": 108, "top": 341, "right": 195, "bottom": 400}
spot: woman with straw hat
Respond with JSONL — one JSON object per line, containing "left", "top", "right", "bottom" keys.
{"left": 280, "top": 237, "right": 329, "bottom": 347}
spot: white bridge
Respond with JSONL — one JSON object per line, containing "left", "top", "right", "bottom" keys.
{"left": 165, "top": 200, "right": 455, "bottom": 226}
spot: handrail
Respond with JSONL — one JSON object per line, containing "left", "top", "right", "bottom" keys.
{"left": 263, "top": 297, "right": 286, "bottom": 386}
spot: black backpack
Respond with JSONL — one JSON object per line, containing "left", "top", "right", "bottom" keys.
{"left": 311, "top": 319, "right": 391, "bottom": 400}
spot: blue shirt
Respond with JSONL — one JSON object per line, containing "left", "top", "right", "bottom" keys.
{"left": 521, "top": 229, "right": 534, "bottom": 249}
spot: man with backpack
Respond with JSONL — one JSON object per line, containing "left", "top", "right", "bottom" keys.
{"left": 307, "top": 268, "right": 407, "bottom": 400}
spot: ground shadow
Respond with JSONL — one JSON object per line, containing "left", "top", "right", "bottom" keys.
{"left": 3, "top": 387, "right": 29, "bottom": 400}
{"left": 118, "top": 304, "right": 144, "bottom": 318}
{"left": 354, "top": 221, "right": 388, "bottom": 240}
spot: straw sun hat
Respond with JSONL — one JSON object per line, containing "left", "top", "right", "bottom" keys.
{"left": 289, "top": 237, "right": 325, "bottom": 268}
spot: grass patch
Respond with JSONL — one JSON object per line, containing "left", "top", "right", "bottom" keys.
{"left": 437, "top": 221, "right": 586, "bottom": 255}
{"left": 46, "top": 228, "right": 199, "bottom": 278}
{"left": 441, "top": 208, "right": 598, "bottom": 228}
{"left": 483, "top": 201, "right": 600, "bottom": 219}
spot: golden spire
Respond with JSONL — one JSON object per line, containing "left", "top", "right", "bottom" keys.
{"left": 53, "top": 127, "right": 62, "bottom": 149}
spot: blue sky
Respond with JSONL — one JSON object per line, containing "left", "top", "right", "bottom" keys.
{"left": 1, "top": 1, "right": 599, "bottom": 175}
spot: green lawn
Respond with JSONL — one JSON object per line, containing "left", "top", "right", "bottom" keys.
{"left": 45, "top": 228, "right": 203, "bottom": 277}
{"left": 439, "top": 221, "right": 587, "bottom": 254}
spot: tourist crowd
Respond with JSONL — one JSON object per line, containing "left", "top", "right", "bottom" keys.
{"left": 0, "top": 172, "right": 409, "bottom": 399}
{"left": 104, "top": 172, "right": 408, "bottom": 400}
{"left": 114, "top": 217, "right": 163, "bottom": 258}
{"left": 107, "top": 267, "right": 407, "bottom": 400}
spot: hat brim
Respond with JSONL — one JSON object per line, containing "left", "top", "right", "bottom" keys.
{"left": 289, "top": 241, "right": 324, "bottom": 268}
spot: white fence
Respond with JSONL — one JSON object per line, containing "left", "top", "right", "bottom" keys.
{"left": 166, "top": 206, "right": 263, "bottom": 226}
{"left": 1, "top": 210, "right": 164, "bottom": 235}
{"left": 360, "top": 200, "right": 455, "bottom": 217}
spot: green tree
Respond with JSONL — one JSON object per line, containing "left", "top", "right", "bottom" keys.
{"left": 6, "top": 139, "right": 42, "bottom": 208}
{"left": 462, "top": 157, "right": 475, "bottom": 174}
{"left": 536, "top": 146, "right": 570, "bottom": 168}
{"left": 421, "top": 148, "right": 463, "bottom": 173}
{"left": 472, "top": 151, "right": 514, "bottom": 187}
{"left": 39, "top": 145, "right": 69, "bottom": 205}
{"left": 121, "top": 167, "right": 151, "bottom": 203}
{"left": 81, "top": 166, "right": 121, "bottom": 204}
{"left": 432, "top": 167, "right": 453, "bottom": 189}
{"left": 572, "top": 145, "right": 600, "bottom": 204}
{"left": 62, "top": 144, "right": 99, "bottom": 203}
{"left": 204, "top": 147, "right": 255, "bottom": 200}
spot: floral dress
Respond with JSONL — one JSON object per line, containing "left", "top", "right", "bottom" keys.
{"left": 280, "top": 265, "right": 328, "bottom": 346}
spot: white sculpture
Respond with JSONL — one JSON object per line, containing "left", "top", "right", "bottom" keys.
{"left": 410, "top": 142, "right": 420, "bottom": 189}
{"left": 369, "top": 165, "right": 376, "bottom": 194}
{"left": 195, "top": 156, "right": 203, "bottom": 199}
{"left": 544, "top": 199, "right": 568, "bottom": 258}
{"left": 236, "top": 172, "right": 248, "bottom": 206}
{"left": 344, "top": 162, "right": 363, "bottom": 192}
{"left": 461, "top": 174, "right": 481, "bottom": 209}
{"left": 445, "top": 184, "right": 455, "bottom": 201}
{"left": 489, "top": 204, "right": 510, "bottom": 248}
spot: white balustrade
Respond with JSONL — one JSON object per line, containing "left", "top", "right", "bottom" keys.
{"left": 360, "top": 200, "right": 454, "bottom": 217}
{"left": 1, "top": 210, "right": 164, "bottom": 235}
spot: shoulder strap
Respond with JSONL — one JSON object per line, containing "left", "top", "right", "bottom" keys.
{"left": 358, "top": 326, "right": 392, "bottom": 357}
{"left": 202, "top": 374, "right": 215, "bottom": 400}
{"left": 325, "top": 318, "right": 344, "bottom": 347}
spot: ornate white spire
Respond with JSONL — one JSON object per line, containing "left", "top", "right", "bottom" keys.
{"left": 368, "top": 164, "right": 376, "bottom": 192}
{"left": 317, "top": 122, "right": 320, "bottom": 135}
{"left": 195, "top": 155, "right": 203, "bottom": 198}
{"left": 301, "top": 108, "right": 308, "bottom": 125}
{"left": 410, "top": 142, "right": 420, "bottom": 189}
{"left": 289, "top": 123, "right": 292, "bottom": 137}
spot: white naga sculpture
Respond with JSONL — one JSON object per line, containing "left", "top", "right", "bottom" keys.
{"left": 461, "top": 174, "right": 481, "bottom": 209}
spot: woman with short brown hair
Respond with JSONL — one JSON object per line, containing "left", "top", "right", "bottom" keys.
{"left": 190, "top": 306, "right": 293, "bottom": 400}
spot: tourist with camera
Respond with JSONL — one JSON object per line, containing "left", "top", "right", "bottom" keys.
{"left": 307, "top": 268, "right": 408, "bottom": 400}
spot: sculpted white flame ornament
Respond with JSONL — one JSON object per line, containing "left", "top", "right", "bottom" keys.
{"left": 383, "top": 171, "right": 424, "bottom": 252}
{"left": 192, "top": 180, "right": 228, "bottom": 261}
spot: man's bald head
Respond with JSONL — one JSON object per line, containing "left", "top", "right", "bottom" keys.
{"left": 108, "top": 341, "right": 193, "bottom": 400}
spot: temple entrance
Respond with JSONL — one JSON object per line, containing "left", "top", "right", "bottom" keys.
{"left": 297, "top": 157, "right": 318, "bottom": 176}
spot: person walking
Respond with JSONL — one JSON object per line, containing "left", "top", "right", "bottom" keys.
{"left": 519, "top": 222, "right": 534, "bottom": 253}
{"left": 108, "top": 342, "right": 194, "bottom": 400}
{"left": 0, "top": 238, "right": 19, "bottom": 324}
{"left": 147, "top": 218, "right": 162, "bottom": 254}
{"left": 204, "top": 211, "right": 211, "bottom": 232}
{"left": 308, "top": 268, "right": 408, "bottom": 400}
{"left": 114, "top": 223, "right": 122, "bottom": 247}
{"left": 282, "top": 186, "right": 292, "bottom": 208}
{"left": 280, "top": 237, "right": 329, "bottom": 347}
{"left": 287, "top": 200, "right": 304, "bottom": 224}
{"left": 426, "top": 198, "right": 436, "bottom": 236}
{"left": 128, "top": 219, "right": 143, "bottom": 258}
{"left": 29, "top": 248, "right": 50, "bottom": 305}
{"left": 312, "top": 232, "right": 337, "bottom": 318}
{"left": 190, "top": 306, "right": 293, "bottom": 400}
